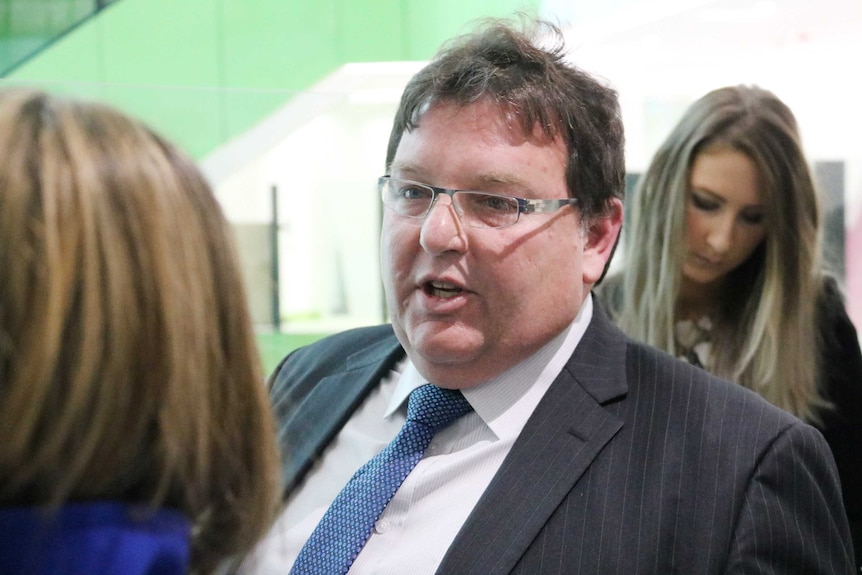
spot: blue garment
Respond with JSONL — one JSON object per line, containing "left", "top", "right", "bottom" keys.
{"left": 0, "top": 501, "right": 190, "bottom": 575}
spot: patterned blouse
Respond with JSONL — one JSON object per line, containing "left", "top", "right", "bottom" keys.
{"left": 674, "top": 316, "right": 713, "bottom": 369}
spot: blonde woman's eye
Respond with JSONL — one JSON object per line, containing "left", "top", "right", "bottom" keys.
{"left": 741, "top": 212, "right": 765, "bottom": 225}
{"left": 691, "top": 193, "right": 719, "bottom": 211}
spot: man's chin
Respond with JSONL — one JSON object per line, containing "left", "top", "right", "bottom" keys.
{"left": 415, "top": 332, "right": 482, "bottom": 362}
{"left": 405, "top": 327, "right": 489, "bottom": 383}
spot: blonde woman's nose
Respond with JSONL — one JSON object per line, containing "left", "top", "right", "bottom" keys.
{"left": 706, "top": 216, "right": 735, "bottom": 254}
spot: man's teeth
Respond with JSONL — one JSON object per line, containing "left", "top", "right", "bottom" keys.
{"left": 428, "top": 281, "right": 461, "bottom": 298}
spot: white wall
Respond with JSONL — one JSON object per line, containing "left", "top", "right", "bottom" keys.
{"left": 207, "top": 2, "right": 862, "bottom": 331}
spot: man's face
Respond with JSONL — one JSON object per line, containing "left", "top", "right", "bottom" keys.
{"left": 381, "top": 98, "right": 620, "bottom": 388}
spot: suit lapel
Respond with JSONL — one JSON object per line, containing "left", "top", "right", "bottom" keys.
{"left": 279, "top": 334, "right": 405, "bottom": 496}
{"left": 438, "top": 303, "right": 629, "bottom": 574}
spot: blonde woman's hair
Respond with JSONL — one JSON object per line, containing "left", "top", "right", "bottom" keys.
{"left": 613, "top": 85, "right": 829, "bottom": 423}
{"left": 0, "top": 89, "right": 281, "bottom": 572}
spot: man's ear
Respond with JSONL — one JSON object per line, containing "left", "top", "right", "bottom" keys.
{"left": 582, "top": 198, "right": 623, "bottom": 286}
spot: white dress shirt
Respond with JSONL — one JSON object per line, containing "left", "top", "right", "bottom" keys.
{"left": 239, "top": 297, "right": 594, "bottom": 575}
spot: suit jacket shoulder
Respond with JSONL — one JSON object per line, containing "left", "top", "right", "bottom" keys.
{"left": 440, "top": 303, "right": 855, "bottom": 574}
{"left": 268, "top": 324, "right": 400, "bottom": 396}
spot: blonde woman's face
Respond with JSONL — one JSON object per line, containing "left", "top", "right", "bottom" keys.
{"left": 682, "top": 148, "right": 768, "bottom": 287}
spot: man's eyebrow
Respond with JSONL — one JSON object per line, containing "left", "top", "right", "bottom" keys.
{"left": 473, "top": 173, "right": 524, "bottom": 187}
{"left": 387, "top": 165, "right": 533, "bottom": 194}
{"left": 470, "top": 174, "right": 541, "bottom": 197}
{"left": 387, "top": 162, "right": 422, "bottom": 177}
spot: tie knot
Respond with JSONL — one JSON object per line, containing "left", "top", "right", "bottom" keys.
{"left": 406, "top": 384, "right": 473, "bottom": 433}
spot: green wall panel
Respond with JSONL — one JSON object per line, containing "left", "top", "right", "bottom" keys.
{"left": 338, "top": 0, "right": 404, "bottom": 63}
{"left": 101, "top": 0, "right": 223, "bottom": 155}
{"left": 220, "top": 0, "right": 342, "bottom": 143}
{"left": 6, "top": 0, "right": 540, "bottom": 159}
{"left": 3, "top": 17, "right": 103, "bottom": 87}
{"left": 402, "top": 0, "right": 539, "bottom": 59}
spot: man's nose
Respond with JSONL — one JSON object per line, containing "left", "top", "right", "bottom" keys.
{"left": 419, "top": 195, "right": 467, "bottom": 254}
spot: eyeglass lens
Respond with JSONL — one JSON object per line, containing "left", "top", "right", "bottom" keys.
{"left": 382, "top": 178, "right": 520, "bottom": 228}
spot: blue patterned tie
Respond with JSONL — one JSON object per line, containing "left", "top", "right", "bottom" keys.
{"left": 290, "top": 384, "right": 473, "bottom": 575}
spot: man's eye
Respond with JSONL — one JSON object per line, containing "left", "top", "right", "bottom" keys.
{"left": 400, "top": 186, "right": 432, "bottom": 200}
{"left": 478, "top": 194, "right": 518, "bottom": 213}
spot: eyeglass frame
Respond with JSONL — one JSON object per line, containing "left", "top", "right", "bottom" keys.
{"left": 378, "top": 176, "right": 579, "bottom": 229}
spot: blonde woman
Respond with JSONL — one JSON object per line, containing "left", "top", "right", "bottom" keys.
{"left": 599, "top": 85, "right": 862, "bottom": 563}
{"left": 0, "top": 89, "right": 281, "bottom": 574}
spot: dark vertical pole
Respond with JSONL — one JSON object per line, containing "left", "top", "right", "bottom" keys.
{"left": 270, "top": 185, "right": 281, "bottom": 332}
{"left": 378, "top": 183, "right": 387, "bottom": 323}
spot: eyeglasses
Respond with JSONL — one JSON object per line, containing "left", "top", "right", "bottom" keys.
{"left": 378, "top": 176, "right": 578, "bottom": 229}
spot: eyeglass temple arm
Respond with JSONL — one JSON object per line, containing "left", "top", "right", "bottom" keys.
{"left": 520, "top": 198, "right": 579, "bottom": 213}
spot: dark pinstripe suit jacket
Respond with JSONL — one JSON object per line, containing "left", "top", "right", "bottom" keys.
{"left": 269, "top": 303, "right": 855, "bottom": 574}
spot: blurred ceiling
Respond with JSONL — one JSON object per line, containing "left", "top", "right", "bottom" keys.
{"left": 547, "top": 0, "right": 862, "bottom": 50}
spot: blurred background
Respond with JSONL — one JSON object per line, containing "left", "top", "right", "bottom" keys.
{"left": 3, "top": 0, "right": 860, "bottom": 372}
